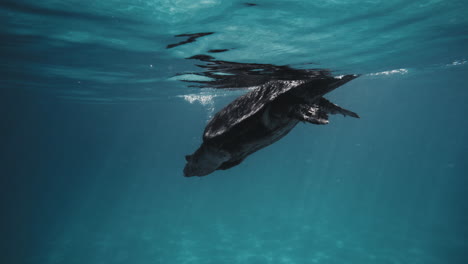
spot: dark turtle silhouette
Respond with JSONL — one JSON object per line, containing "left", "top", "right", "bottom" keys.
{"left": 183, "top": 72, "right": 359, "bottom": 177}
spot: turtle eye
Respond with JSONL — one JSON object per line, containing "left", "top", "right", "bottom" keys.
{"left": 185, "top": 155, "right": 193, "bottom": 162}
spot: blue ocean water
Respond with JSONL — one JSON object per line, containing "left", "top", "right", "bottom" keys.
{"left": 1, "top": 0, "right": 467, "bottom": 263}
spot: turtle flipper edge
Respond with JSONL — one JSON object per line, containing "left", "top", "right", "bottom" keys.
{"left": 218, "top": 158, "right": 245, "bottom": 170}
{"left": 318, "top": 97, "right": 359, "bottom": 118}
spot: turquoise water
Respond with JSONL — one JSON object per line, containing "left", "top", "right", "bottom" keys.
{"left": 1, "top": 1, "right": 467, "bottom": 263}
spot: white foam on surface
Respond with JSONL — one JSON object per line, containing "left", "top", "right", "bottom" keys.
{"left": 181, "top": 94, "right": 215, "bottom": 106}
{"left": 178, "top": 89, "right": 249, "bottom": 120}
{"left": 368, "top": 68, "right": 409, "bottom": 76}
{"left": 447, "top": 60, "right": 467, "bottom": 66}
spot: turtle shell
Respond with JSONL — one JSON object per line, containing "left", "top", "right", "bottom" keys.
{"left": 203, "top": 80, "right": 307, "bottom": 140}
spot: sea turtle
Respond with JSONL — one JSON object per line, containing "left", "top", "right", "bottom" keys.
{"left": 183, "top": 73, "right": 359, "bottom": 177}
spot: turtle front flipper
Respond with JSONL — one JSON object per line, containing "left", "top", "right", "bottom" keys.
{"left": 291, "top": 104, "right": 329, "bottom": 125}
{"left": 318, "top": 97, "right": 359, "bottom": 118}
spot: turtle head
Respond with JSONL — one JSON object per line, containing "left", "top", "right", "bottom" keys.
{"left": 183, "top": 144, "right": 230, "bottom": 177}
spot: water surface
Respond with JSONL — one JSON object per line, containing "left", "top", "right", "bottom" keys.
{"left": 1, "top": 1, "right": 467, "bottom": 263}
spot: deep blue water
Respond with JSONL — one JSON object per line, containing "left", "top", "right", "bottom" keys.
{"left": 1, "top": 1, "right": 467, "bottom": 263}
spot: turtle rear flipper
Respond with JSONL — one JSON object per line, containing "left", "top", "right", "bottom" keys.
{"left": 318, "top": 97, "right": 359, "bottom": 118}
{"left": 291, "top": 97, "right": 359, "bottom": 125}
{"left": 291, "top": 104, "right": 329, "bottom": 125}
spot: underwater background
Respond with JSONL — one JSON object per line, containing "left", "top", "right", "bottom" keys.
{"left": 1, "top": 0, "right": 467, "bottom": 263}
